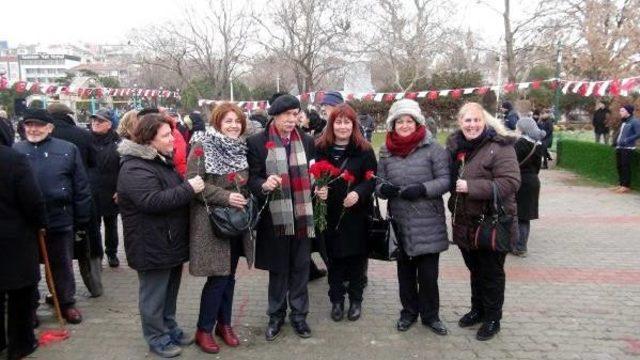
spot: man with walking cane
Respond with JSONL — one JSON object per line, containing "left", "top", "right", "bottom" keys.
{"left": 1, "top": 116, "right": 47, "bottom": 359}
{"left": 13, "top": 109, "right": 92, "bottom": 324}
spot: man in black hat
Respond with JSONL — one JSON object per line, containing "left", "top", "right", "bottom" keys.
{"left": 90, "top": 109, "right": 122, "bottom": 267}
{"left": 47, "top": 104, "right": 103, "bottom": 297}
{"left": 247, "top": 94, "right": 322, "bottom": 341}
{"left": 13, "top": 109, "right": 92, "bottom": 324}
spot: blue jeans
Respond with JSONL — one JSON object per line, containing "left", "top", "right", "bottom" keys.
{"left": 516, "top": 220, "right": 530, "bottom": 252}
{"left": 137, "top": 265, "right": 184, "bottom": 347}
{"left": 197, "top": 239, "right": 240, "bottom": 332}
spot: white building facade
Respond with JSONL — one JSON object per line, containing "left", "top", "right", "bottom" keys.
{"left": 18, "top": 54, "right": 81, "bottom": 83}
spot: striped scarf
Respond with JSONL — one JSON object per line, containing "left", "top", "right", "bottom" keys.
{"left": 265, "top": 123, "right": 315, "bottom": 239}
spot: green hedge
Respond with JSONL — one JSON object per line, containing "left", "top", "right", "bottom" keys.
{"left": 557, "top": 139, "right": 640, "bottom": 190}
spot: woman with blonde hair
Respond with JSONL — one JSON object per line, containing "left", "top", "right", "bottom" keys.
{"left": 446, "top": 102, "right": 520, "bottom": 341}
{"left": 116, "top": 109, "right": 139, "bottom": 140}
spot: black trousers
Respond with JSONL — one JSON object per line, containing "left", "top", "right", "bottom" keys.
{"left": 267, "top": 237, "right": 310, "bottom": 323}
{"left": 328, "top": 255, "right": 367, "bottom": 304}
{"left": 397, "top": 249, "right": 441, "bottom": 323}
{"left": 616, "top": 148, "right": 633, "bottom": 187}
{"left": 0, "top": 285, "right": 38, "bottom": 357}
{"left": 39, "top": 228, "right": 76, "bottom": 308}
{"left": 197, "top": 238, "right": 241, "bottom": 332}
{"left": 101, "top": 214, "right": 119, "bottom": 257}
{"left": 460, "top": 248, "right": 507, "bottom": 321}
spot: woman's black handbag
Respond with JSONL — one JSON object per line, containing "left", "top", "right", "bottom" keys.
{"left": 472, "top": 183, "right": 514, "bottom": 252}
{"left": 367, "top": 195, "right": 398, "bottom": 261}
{"left": 207, "top": 195, "right": 259, "bottom": 239}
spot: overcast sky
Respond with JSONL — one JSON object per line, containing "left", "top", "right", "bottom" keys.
{"left": 0, "top": 0, "right": 533, "bottom": 48}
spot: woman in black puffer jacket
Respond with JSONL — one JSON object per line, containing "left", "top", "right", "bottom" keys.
{"left": 117, "top": 114, "right": 205, "bottom": 358}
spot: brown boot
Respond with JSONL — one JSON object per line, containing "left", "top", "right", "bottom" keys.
{"left": 195, "top": 329, "right": 219, "bottom": 354}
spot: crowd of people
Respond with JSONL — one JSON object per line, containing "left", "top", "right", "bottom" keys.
{"left": 0, "top": 92, "right": 637, "bottom": 359}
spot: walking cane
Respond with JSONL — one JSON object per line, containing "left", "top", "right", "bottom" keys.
{"left": 37, "top": 229, "right": 70, "bottom": 344}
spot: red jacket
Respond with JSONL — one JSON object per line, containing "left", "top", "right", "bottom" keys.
{"left": 172, "top": 128, "right": 188, "bottom": 178}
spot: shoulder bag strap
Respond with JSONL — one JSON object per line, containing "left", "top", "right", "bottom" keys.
{"left": 519, "top": 143, "right": 538, "bottom": 166}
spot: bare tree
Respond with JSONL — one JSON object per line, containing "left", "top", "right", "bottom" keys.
{"left": 537, "top": 0, "right": 640, "bottom": 79}
{"left": 255, "top": 0, "right": 354, "bottom": 94}
{"left": 360, "top": 0, "right": 450, "bottom": 92}
{"left": 130, "top": 0, "right": 255, "bottom": 98}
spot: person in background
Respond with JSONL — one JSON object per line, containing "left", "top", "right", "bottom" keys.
{"left": 1, "top": 117, "right": 47, "bottom": 360}
{"left": 535, "top": 109, "right": 554, "bottom": 169}
{"left": 501, "top": 101, "right": 519, "bottom": 131}
{"left": 246, "top": 94, "right": 317, "bottom": 341}
{"left": 89, "top": 109, "right": 122, "bottom": 267}
{"left": 315, "top": 103, "right": 376, "bottom": 322}
{"left": 447, "top": 102, "right": 520, "bottom": 341}
{"left": 47, "top": 103, "right": 103, "bottom": 297}
{"left": 358, "top": 111, "right": 375, "bottom": 142}
{"left": 612, "top": 105, "right": 640, "bottom": 194}
{"left": 320, "top": 91, "right": 344, "bottom": 121}
{"left": 514, "top": 109, "right": 546, "bottom": 257}
{"left": 116, "top": 110, "right": 139, "bottom": 140}
{"left": 592, "top": 101, "right": 611, "bottom": 145}
{"left": 376, "top": 99, "right": 451, "bottom": 335}
{"left": 117, "top": 113, "right": 205, "bottom": 358}
{"left": 14, "top": 109, "right": 92, "bottom": 325}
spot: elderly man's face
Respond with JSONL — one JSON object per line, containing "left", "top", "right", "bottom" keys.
{"left": 274, "top": 109, "right": 299, "bottom": 136}
{"left": 24, "top": 121, "right": 54, "bottom": 143}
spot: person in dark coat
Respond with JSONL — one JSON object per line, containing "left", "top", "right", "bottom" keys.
{"left": 375, "top": 99, "right": 451, "bottom": 335}
{"left": 246, "top": 94, "right": 317, "bottom": 341}
{"left": 47, "top": 103, "right": 103, "bottom": 296}
{"left": 501, "top": 101, "right": 519, "bottom": 131}
{"left": 358, "top": 112, "right": 375, "bottom": 142}
{"left": 447, "top": 102, "right": 520, "bottom": 341}
{"left": 117, "top": 114, "right": 205, "bottom": 358}
{"left": 315, "top": 104, "right": 376, "bottom": 322}
{"left": 535, "top": 110, "right": 554, "bottom": 169}
{"left": 13, "top": 109, "right": 92, "bottom": 325}
{"left": 514, "top": 115, "right": 546, "bottom": 257}
{"left": 592, "top": 101, "right": 611, "bottom": 144}
{"left": 90, "top": 109, "right": 121, "bottom": 267}
{"left": 0, "top": 119, "right": 47, "bottom": 360}
{"left": 612, "top": 104, "right": 640, "bottom": 194}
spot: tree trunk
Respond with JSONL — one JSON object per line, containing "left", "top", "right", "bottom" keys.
{"left": 503, "top": 0, "right": 517, "bottom": 83}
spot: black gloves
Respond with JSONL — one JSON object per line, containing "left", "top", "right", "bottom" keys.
{"left": 379, "top": 184, "right": 401, "bottom": 199}
{"left": 400, "top": 184, "right": 426, "bottom": 200}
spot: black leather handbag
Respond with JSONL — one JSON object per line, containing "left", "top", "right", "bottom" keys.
{"left": 207, "top": 195, "right": 259, "bottom": 239}
{"left": 472, "top": 183, "right": 514, "bottom": 252}
{"left": 367, "top": 195, "right": 399, "bottom": 261}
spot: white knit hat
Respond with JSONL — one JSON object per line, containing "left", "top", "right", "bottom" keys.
{"left": 385, "top": 99, "right": 426, "bottom": 131}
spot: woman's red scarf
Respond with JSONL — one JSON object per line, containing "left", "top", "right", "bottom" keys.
{"left": 385, "top": 125, "right": 427, "bottom": 157}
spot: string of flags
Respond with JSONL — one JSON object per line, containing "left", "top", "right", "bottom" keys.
{"left": 0, "top": 78, "right": 180, "bottom": 99}
{"left": 199, "top": 76, "right": 640, "bottom": 112}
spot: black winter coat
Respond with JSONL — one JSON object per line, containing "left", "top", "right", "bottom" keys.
{"left": 246, "top": 129, "right": 316, "bottom": 272}
{"left": 515, "top": 138, "right": 542, "bottom": 220}
{"left": 91, "top": 130, "right": 120, "bottom": 216}
{"left": 51, "top": 113, "right": 97, "bottom": 170}
{"left": 0, "top": 130, "right": 47, "bottom": 290}
{"left": 13, "top": 137, "right": 92, "bottom": 232}
{"left": 117, "top": 139, "right": 194, "bottom": 271}
{"left": 316, "top": 143, "right": 377, "bottom": 259}
{"left": 537, "top": 119, "right": 554, "bottom": 149}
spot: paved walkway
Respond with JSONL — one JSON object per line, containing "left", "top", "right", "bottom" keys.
{"left": 30, "top": 167, "right": 640, "bottom": 359}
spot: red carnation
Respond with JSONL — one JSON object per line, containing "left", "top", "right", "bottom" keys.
{"left": 193, "top": 148, "right": 204, "bottom": 158}
{"left": 265, "top": 141, "right": 276, "bottom": 150}
{"left": 227, "top": 172, "right": 237, "bottom": 183}
{"left": 457, "top": 152, "right": 466, "bottom": 162}
{"left": 341, "top": 170, "right": 356, "bottom": 184}
{"left": 365, "top": 170, "right": 375, "bottom": 181}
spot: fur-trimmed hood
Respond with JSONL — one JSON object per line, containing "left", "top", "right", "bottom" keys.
{"left": 446, "top": 127, "right": 517, "bottom": 153}
{"left": 117, "top": 138, "right": 159, "bottom": 160}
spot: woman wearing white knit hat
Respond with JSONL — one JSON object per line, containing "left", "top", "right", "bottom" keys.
{"left": 376, "top": 98, "right": 451, "bottom": 335}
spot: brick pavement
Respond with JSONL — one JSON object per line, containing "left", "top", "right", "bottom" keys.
{"left": 28, "top": 167, "right": 640, "bottom": 359}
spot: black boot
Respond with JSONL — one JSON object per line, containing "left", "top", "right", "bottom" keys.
{"left": 347, "top": 301, "right": 361, "bottom": 321}
{"left": 476, "top": 320, "right": 500, "bottom": 341}
{"left": 331, "top": 302, "right": 344, "bottom": 322}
